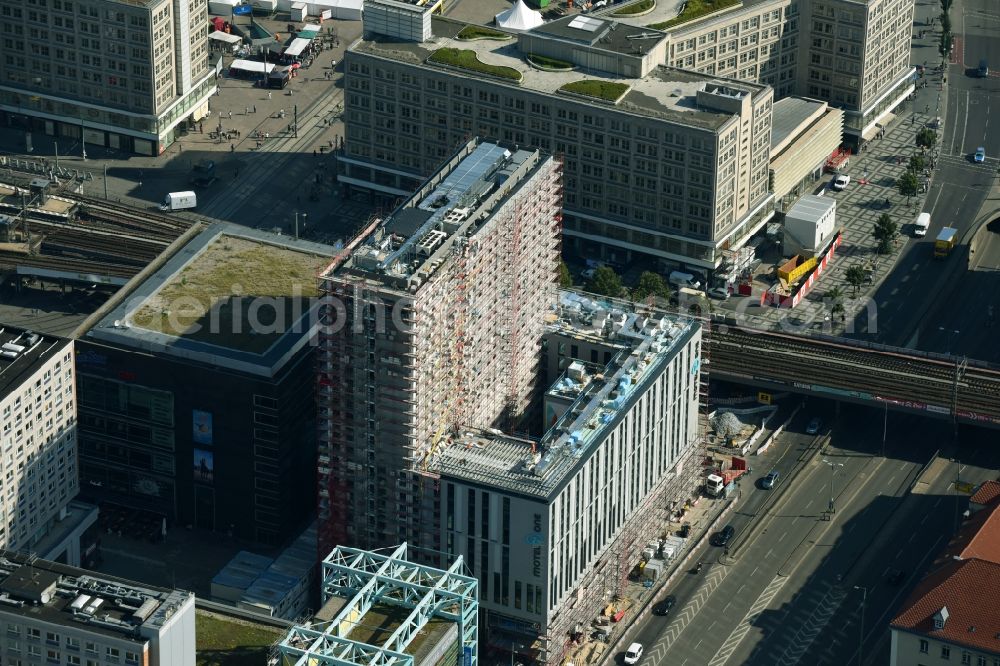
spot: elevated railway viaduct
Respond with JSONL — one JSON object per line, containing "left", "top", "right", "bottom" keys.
{"left": 709, "top": 325, "right": 1000, "bottom": 429}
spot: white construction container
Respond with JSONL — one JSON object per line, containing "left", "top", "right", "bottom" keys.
{"left": 160, "top": 191, "right": 197, "bottom": 212}
{"left": 290, "top": 1, "right": 307, "bottom": 20}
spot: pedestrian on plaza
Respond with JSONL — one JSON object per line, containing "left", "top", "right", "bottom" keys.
{"left": 235, "top": 168, "right": 239, "bottom": 178}
{"left": 230, "top": 143, "right": 235, "bottom": 152}
{"left": 228, "top": 110, "right": 233, "bottom": 119}
{"left": 268, "top": 91, "right": 272, "bottom": 100}
{"left": 253, "top": 105, "right": 257, "bottom": 113}
{"left": 179, "top": 144, "right": 183, "bottom": 153}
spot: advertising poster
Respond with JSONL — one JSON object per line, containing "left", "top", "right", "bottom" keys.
{"left": 193, "top": 449, "right": 214, "bottom": 483}
{"left": 193, "top": 410, "right": 213, "bottom": 445}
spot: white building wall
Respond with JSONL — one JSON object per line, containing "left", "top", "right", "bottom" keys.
{"left": 548, "top": 330, "right": 699, "bottom": 615}
{"left": 0, "top": 341, "right": 78, "bottom": 553}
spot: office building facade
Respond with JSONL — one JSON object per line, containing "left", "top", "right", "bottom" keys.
{"left": 341, "top": 8, "right": 773, "bottom": 276}
{"left": 432, "top": 293, "right": 702, "bottom": 664}
{"left": 0, "top": 326, "right": 86, "bottom": 560}
{"left": 0, "top": 0, "right": 215, "bottom": 156}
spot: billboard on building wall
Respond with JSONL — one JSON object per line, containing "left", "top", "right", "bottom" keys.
{"left": 194, "top": 449, "right": 214, "bottom": 483}
{"left": 193, "top": 410, "right": 213, "bottom": 445}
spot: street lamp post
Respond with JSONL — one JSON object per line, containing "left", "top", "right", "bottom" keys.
{"left": 822, "top": 459, "right": 844, "bottom": 514}
{"left": 881, "top": 401, "right": 888, "bottom": 458}
{"left": 938, "top": 326, "right": 959, "bottom": 355}
{"left": 853, "top": 585, "right": 868, "bottom": 666}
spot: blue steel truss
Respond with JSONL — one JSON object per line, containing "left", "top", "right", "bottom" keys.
{"left": 278, "top": 543, "right": 478, "bottom": 666}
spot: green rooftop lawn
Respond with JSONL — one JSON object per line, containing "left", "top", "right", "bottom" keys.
{"left": 613, "top": 0, "right": 655, "bottom": 15}
{"left": 196, "top": 611, "right": 285, "bottom": 666}
{"left": 429, "top": 48, "right": 523, "bottom": 81}
{"left": 649, "top": 0, "right": 741, "bottom": 29}
{"left": 130, "top": 235, "right": 328, "bottom": 354}
{"left": 526, "top": 54, "right": 574, "bottom": 70}
{"left": 456, "top": 25, "right": 512, "bottom": 40}
{"left": 559, "top": 80, "right": 630, "bottom": 102}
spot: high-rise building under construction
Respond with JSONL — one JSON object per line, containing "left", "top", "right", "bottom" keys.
{"left": 316, "top": 140, "right": 563, "bottom": 554}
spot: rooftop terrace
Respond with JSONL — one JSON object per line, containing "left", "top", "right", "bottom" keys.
{"left": 88, "top": 224, "right": 335, "bottom": 376}
{"left": 430, "top": 291, "right": 698, "bottom": 499}
{"left": 352, "top": 16, "right": 766, "bottom": 130}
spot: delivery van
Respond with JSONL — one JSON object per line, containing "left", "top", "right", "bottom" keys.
{"left": 914, "top": 212, "right": 930, "bottom": 237}
{"left": 668, "top": 270, "right": 702, "bottom": 290}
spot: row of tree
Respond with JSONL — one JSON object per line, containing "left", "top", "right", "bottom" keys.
{"left": 938, "top": 0, "right": 953, "bottom": 59}
{"left": 559, "top": 262, "right": 672, "bottom": 301}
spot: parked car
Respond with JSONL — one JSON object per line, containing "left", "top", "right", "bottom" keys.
{"left": 708, "top": 286, "right": 731, "bottom": 300}
{"left": 624, "top": 642, "right": 644, "bottom": 665}
{"left": 712, "top": 524, "right": 735, "bottom": 547}
{"left": 761, "top": 470, "right": 780, "bottom": 489}
{"left": 832, "top": 174, "right": 851, "bottom": 190}
{"left": 975, "top": 146, "right": 986, "bottom": 163}
{"left": 653, "top": 595, "right": 677, "bottom": 616}
{"left": 806, "top": 417, "right": 822, "bottom": 435}
{"left": 581, "top": 268, "right": 597, "bottom": 280}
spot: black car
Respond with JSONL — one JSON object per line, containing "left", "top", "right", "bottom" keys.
{"left": 678, "top": 523, "right": 691, "bottom": 538}
{"left": 653, "top": 595, "right": 677, "bottom": 616}
{"left": 886, "top": 568, "right": 906, "bottom": 585}
{"left": 713, "top": 524, "right": 735, "bottom": 547}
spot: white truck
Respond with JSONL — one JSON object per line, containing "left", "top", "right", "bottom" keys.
{"left": 160, "top": 191, "right": 197, "bottom": 212}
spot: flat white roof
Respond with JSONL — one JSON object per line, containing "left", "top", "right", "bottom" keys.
{"left": 209, "top": 31, "right": 243, "bottom": 44}
{"left": 229, "top": 59, "right": 275, "bottom": 74}
{"left": 283, "top": 37, "right": 311, "bottom": 58}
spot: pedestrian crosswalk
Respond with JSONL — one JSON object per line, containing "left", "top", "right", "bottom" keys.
{"left": 646, "top": 566, "right": 730, "bottom": 666}
{"left": 705, "top": 574, "right": 788, "bottom": 666}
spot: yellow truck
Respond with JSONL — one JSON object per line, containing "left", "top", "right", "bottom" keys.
{"left": 934, "top": 227, "right": 958, "bottom": 258}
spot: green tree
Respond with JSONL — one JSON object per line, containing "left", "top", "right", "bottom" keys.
{"left": 827, "top": 286, "right": 846, "bottom": 321}
{"left": 908, "top": 154, "right": 927, "bottom": 174}
{"left": 940, "top": 11, "right": 951, "bottom": 34}
{"left": 844, "top": 265, "right": 868, "bottom": 296}
{"left": 632, "top": 271, "right": 671, "bottom": 301}
{"left": 557, "top": 260, "right": 573, "bottom": 288}
{"left": 939, "top": 32, "right": 953, "bottom": 58}
{"left": 916, "top": 128, "right": 938, "bottom": 149}
{"left": 872, "top": 213, "right": 899, "bottom": 251}
{"left": 587, "top": 266, "right": 625, "bottom": 297}
{"left": 897, "top": 170, "right": 920, "bottom": 201}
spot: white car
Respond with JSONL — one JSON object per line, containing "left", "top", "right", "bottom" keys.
{"left": 624, "top": 643, "right": 644, "bottom": 665}
{"left": 832, "top": 174, "right": 851, "bottom": 190}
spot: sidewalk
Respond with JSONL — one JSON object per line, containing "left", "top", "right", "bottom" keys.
{"left": 718, "top": 5, "right": 950, "bottom": 335}
{"left": 0, "top": 15, "right": 366, "bottom": 242}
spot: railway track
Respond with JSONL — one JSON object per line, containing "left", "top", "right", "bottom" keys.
{"left": 710, "top": 326, "right": 1000, "bottom": 421}
{"left": 0, "top": 254, "right": 137, "bottom": 279}
{"left": 75, "top": 197, "right": 193, "bottom": 241}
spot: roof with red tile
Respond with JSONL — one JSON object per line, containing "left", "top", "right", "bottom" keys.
{"left": 940, "top": 499, "right": 1000, "bottom": 566}
{"left": 891, "top": 558, "right": 1000, "bottom": 656}
{"left": 970, "top": 480, "right": 1000, "bottom": 508}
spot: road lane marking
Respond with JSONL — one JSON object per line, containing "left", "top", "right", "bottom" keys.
{"left": 769, "top": 583, "right": 848, "bottom": 666}
{"left": 778, "top": 531, "right": 786, "bottom": 542}
{"left": 705, "top": 576, "right": 788, "bottom": 666}
{"left": 649, "top": 567, "right": 731, "bottom": 665}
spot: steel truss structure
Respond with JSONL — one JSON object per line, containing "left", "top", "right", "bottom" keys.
{"left": 278, "top": 543, "right": 479, "bottom": 666}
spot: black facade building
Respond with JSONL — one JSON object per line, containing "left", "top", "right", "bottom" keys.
{"left": 74, "top": 225, "right": 330, "bottom": 546}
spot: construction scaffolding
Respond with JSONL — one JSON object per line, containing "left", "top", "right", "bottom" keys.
{"left": 277, "top": 543, "right": 479, "bottom": 666}
{"left": 546, "top": 437, "right": 705, "bottom": 666}
{"left": 316, "top": 141, "right": 563, "bottom": 554}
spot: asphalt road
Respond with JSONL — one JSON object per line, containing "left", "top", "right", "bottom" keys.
{"left": 621, "top": 402, "right": 989, "bottom": 666}
{"left": 849, "top": 0, "right": 1000, "bottom": 360}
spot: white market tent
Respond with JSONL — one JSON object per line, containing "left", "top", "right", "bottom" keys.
{"left": 283, "top": 37, "right": 311, "bottom": 58}
{"left": 209, "top": 31, "right": 243, "bottom": 45}
{"left": 495, "top": 0, "right": 543, "bottom": 32}
{"left": 229, "top": 59, "right": 275, "bottom": 75}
